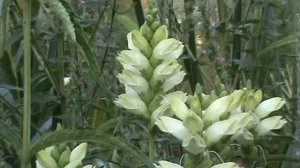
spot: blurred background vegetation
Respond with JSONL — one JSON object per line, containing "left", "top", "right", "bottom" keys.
{"left": 0, "top": 0, "right": 299, "bottom": 167}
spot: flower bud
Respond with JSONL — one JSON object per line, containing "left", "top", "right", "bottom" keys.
{"left": 201, "top": 94, "right": 211, "bottom": 110}
{"left": 127, "top": 30, "right": 152, "bottom": 57}
{"left": 150, "top": 25, "right": 168, "bottom": 47}
{"left": 195, "top": 83, "right": 203, "bottom": 100}
{"left": 36, "top": 150, "right": 59, "bottom": 168}
{"left": 254, "top": 97, "right": 285, "bottom": 119}
{"left": 58, "top": 147, "right": 71, "bottom": 168}
{"left": 151, "top": 21, "right": 161, "bottom": 31}
{"left": 254, "top": 116, "right": 287, "bottom": 137}
{"left": 253, "top": 90, "right": 263, "bottom": 102}
{"left": 146, "top": 15, "right": 154, "bottom": 24}
{"left": 140, "top": 24, "right": 153, "bottom": 41}
{"left": 170, "top": 97, "right": 189, "bottom": 120}
{"left": 227, "top": 90, "right": 244, "bottom": 112}
{"left": 189, "top": 94, "right": 202, "bottom": 116}
{"left": 151, "top": 38, "right": 184, "bottom": 66}
{"left": 242, "top": 93, "right": 259, "bottom": 112}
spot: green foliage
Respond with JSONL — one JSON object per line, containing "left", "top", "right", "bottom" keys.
{"left": 0, "top": 0, "right": 299, "bottom": 167}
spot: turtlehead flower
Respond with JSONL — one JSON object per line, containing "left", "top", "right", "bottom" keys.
{"left": 114, "top": 86, "right": 149, "bottom": 119}
{"left": 203, "top": 119, "right": 240, "bottom": 147}
{"left": 163, "top": 71, "right": 186, "bottom": 92}
{"left": 117, "top": 50, "right": 153, "bottom": 76}
{"left": 118, "top": 69, "right": 149, "bottom": 94}
{"left": 149, "top": 59, "right": 185, "bottom": 91}
{"left": 229, "top": 113, "right": 259, "bottom": 129}
{"left": 155, "top": 161, "right": 183, "bottom": 168}
{"left": 151, "top": 38, "right": 184, "bottom": 66}
{"left": 254, "top": 116, "right": 287, "bottom": 137}
{"left": 155, "top": 115, "right": 206, "bottom": 155}
{"left": 163, "top": 91, "right": 188, "bottom": 104}
{"left": 151, "top": 91, "right": 188, "bottom": 125}
{"left": 203, "top": 95, "right": 232, "bottom": 125}
{"left": 155, "top": 116, "right": 192, "bottom": 141}
{"left": 151, "top": 59, "right": 182, "bottom": 82}
{"left": 127, "top": 30, "right": 152, "bottom": 57}
{"left": 211, "top": 162, "right": 240, "bottom": 168}
{"left": 254, "top": 97, "right": 285, "bottom": 119}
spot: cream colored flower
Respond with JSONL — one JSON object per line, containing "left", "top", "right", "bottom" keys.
{"left": 151, "top": 38, "right": 184, "bottom": 65}
{"left": 163, "top": 71, "right": 185, "bottom": 92}
{"left": 254, "top": 97, "right": 285, "bottom": 119}
{"left": 114, "top": 87, "right": 149, "bottom": 118}
{"left": 203, "top": 95, "right": 232, "bottom": 125}
{"left": 155, "top": 161, "right": 183, "bottom": 168}
{"left": 118, "top": 69, "right": 149, "bottom": 94}
{"left": 204, "top": 119, "right": 240, "bottom": 147}
{"left": 117, "top": 50, "right": 152, "bottom": 75}
{"left": 155, "top": 116, "right": 192, "bottom": 141}
{"left": 211, "top": 162, "right": 239, "bottom": 168}
{"left": 254, "top": 116, "right": 287, "bottom": 137}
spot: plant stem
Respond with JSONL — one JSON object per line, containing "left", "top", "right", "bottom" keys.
{"left": 22, "top": 0, "right": 32, "bottom": 167}
{"left": 148, "top": 128, "right": 155, "bottom": 161}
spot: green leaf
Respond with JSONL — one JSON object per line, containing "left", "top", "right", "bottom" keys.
{"left": 115, "top": 14, "right": 139, "bottom": 31}
{"left": 0, "top": 121, "right": 22, "bottom": 152}
{"left": 28, "top": 130, "right": 155, "bottom": 168}
{"left": 257, "top": 32, "right": 300, "bottom": 56}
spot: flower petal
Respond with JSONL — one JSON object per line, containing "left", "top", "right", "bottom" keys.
{"left": 211, "top": 162, "right": 239, "bottom": 168}
{"left": 203, "top": 95, "right": 232, "bottom": 125}
{"left": 254, "top": 116, "right": 287, "bottom": 137}
{"left": 254, "top": 97, "right": 285, "bottom": 119}
{"left": 156, "top": 161, "right": 183, "bottom": 168}
{"left": 155, "top": 116, "right": 192, "bottom": 141}
{"left": 204, "top": 119, "right": 240, "bottom": 147}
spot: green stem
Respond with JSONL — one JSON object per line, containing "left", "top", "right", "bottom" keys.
{"left": 148, "top": 128, "right": 155, "bottom": 161}
{"left": 22, "top": 0, "right": 32, "bottom": 167}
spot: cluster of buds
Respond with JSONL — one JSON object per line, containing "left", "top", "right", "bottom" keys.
{"left": 155, "top": 82, "right": 286, "bottom": 167}
{"left": 114, "top": 0, "right": 185, "bottom": 122}
{"left": 36, "top": 142, "right": 93, "bottom": 168}
{"left": 35, "top": 125, "right": 93, "bottom": 168}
